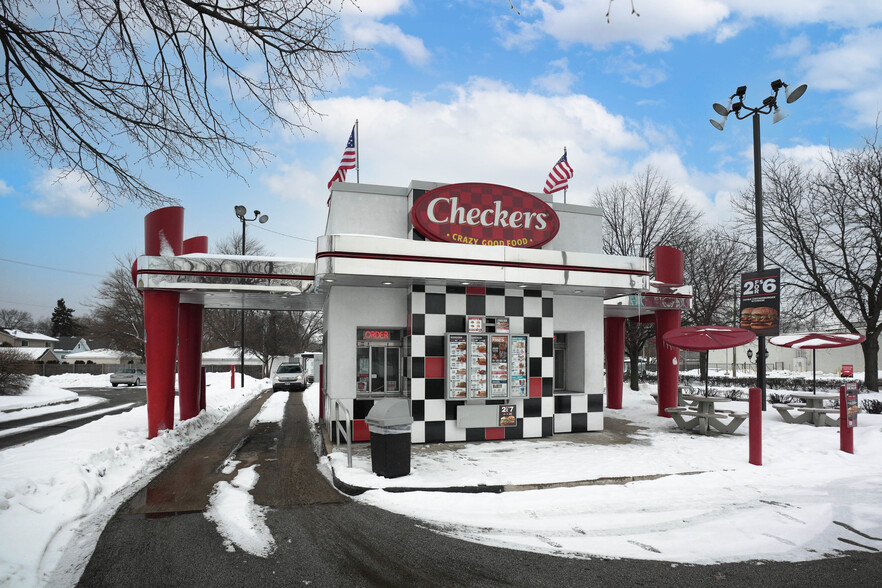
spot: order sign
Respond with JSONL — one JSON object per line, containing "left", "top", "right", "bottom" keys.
{"left": 411, "top": 183, "right": 560, "bottom": 248}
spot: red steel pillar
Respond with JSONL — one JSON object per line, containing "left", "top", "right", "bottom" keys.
{"left": 143, "top": 206, "right": 184, "bottom": 438}
{"left": 749, "top": 387, "right": 762, "bottom": 465}
{"left": 653, "top": 246, "right": 684, "bottom": 418}
{"left": 178, "top": 236, "right": 208, "bottom": 421}
{"left": 604, "top": 317, "right": 626, "bottom": 409}
{"left": 840, "top": 385, "right": 854, "bottom": 454}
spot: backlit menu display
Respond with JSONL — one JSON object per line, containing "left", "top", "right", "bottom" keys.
{"left": 509, "top": 335, "right": 528, "bottom": 398}
{"left": 490, "top": 335, "right": 509, "bottom": 398}
{"left": 447, "top": 334, "right": 468, "bottom": 398}
{"left": 469, "top": 334, "right": 488, "bottom": 398}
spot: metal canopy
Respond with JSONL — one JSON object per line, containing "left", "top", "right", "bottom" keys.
{"left": 136, "top": 254, "right": 323, "bottom": 311}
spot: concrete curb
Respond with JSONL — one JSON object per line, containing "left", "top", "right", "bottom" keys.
{"left": 328, "top": 467, "right": 707, "bottom": 496}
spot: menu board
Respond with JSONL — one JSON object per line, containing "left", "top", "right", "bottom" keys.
{"left": 499, "top": 404, "right": 516, "bottom": 427}
{"left": 469, "top": 334, "right": 488, "bottom": 398}
{"left": 509, "top": 335, "right": 528, "bottom": 398}
{"left": 468, "top": 316, "right": 484, "bottom": 333}
{"left": 490, "top": 335, "right": 509, "bottom": 398}
{"left": 447, "top": 334, "right": 468, "bottom": 398}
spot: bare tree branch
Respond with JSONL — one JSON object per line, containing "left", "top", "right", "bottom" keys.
{"left": 0, "top": 0, "right": 356, "bottom": 206}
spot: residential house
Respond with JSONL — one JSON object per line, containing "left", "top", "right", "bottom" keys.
{"left": 55, "top": 337, "right": 90, "bottom": 363}
{"left": 0, "top": 329, "right": 58, "bottom": 349}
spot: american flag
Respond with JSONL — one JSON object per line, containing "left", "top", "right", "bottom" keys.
{"left": 543, "top": 151, "right": 573, "bottom": 194}
{"left": 327, "top": 125, "right": 357, "bottom": 190}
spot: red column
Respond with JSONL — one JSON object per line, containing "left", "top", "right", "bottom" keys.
{"left": 840, "top": 386, "right": 854, "bottom": 454}
{"left": 655, "top": 310, "right": 681, "bottom": 417}
{"left": 653, "top": 246, "right": 684, "bottom": 418}
{"left": 749, "top": 387, "right": 762, "bottom": 465}
{"left": 143, "top": 206, "right": 184, "bottom": 438}
{"left": 178, "top": 236, "right": 208, "bottom": 421}
{"left": 604, "top": 317, "right": 626, "bottom": 409}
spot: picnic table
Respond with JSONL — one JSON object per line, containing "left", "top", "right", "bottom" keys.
{"left": 772, "top": 392, "right": 840, "bottom": 427}
{"left": 665, "top": 394, "right": 748, "bottom": 435}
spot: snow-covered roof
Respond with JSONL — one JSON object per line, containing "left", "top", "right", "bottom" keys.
{"left": 0, "top": 347, "right": 58, "bottom": 360}
{"left": 202, "top": 347, "right": 262, "bottom": 364}
{"left": 64, "top": 349, "right": 138, "bottom": 360}
{"left": 2, "top": 329, "right": 58, "bottom": 342}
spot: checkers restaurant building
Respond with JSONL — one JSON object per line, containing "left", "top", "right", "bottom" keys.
{"left": 317, "top": 180, "right": 651, "bottom": 443}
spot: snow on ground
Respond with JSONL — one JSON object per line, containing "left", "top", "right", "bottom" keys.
{"left": 204, "top": 465, "right": 275, "bottom": 557}
{"left": 0, "top": 371, "right": 880, "bottom": 587}
{"left": 0, "top": 373, "right": 267, "bottom": 587}
{"left": 203, "top": 391, "right": 289, "bottom": 557}
{"left": 322, "top": 378, "right": 882, "bottom": 565}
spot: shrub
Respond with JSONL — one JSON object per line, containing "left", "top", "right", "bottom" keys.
{"left": 0, "top": 349, "right": 34, "bottom": 396}
{"left": 769, "top": 392, "right": 792, "bottom": 404}
{"left": 862, "top": 399, "right": 882, "bottom": 414}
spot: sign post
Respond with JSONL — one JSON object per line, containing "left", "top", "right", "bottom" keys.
{"left": 840, "top": 382, "right": 858, "bottom": 454}
{"left": 740, "top": 268, "right": 781, "bottom": 410}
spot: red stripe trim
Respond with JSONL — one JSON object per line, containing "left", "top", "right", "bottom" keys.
{"left": 316, "top": 251, "right": 649, "bottom": 277}
{"left": 137, "top": 269, "right": 314, "bottom": 281}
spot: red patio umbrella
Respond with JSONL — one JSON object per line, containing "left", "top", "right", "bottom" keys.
{"left": 663, "top": 326, "right": 757, "bottom": 396}
{"left": 769, "top": 333, "right": 866, "bottom": 394}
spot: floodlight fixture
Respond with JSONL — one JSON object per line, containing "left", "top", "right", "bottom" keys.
{"left": 772, "top": 105, "right": 789, "bottom": 124}
{"left": 785, "top": 83, "right": 807, "bottom": 104}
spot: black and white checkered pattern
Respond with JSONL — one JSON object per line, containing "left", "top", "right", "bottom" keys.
{"left": 408, "top": 284, "right": 557, "bottom": 443}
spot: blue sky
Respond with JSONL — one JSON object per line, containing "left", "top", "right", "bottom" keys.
{"left": 2, "top": 0, "right": 881, "bottom": 320}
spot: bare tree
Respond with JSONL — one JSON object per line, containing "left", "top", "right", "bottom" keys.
{"left": 1, "top": 0, "right": 355, "bottom": 206}
{"left": 203, "top": 232, "right": 322, "bottom": 365}
{"left": 592, "top": 166, "right": 703, "bottom": 390}
{"left": 87, "top": 255, "right": 145, "bottom": 358}
{"left": 0, "top": 308, "right": 35, "bottom": 331}
{"left": 733, "top": 130, "right": 882, "bottom": 391}
{"left": 681, "top": 228, "right": 752, "bottom": 379}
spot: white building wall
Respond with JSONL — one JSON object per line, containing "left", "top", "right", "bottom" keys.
{"left": 323, "top": 285, "right": 408, "bottom": 401}
{"left": 553, "top": 294, "right": 605, "bottom": 429}
{"left": 547, "top": 203, "right": 604, "bottom": 254}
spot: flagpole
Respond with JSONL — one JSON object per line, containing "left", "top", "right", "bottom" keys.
{"left": 563, "top": 146, "right": 567, "bottom": 204}
{"left": 355, "top": 119, "right": 360, "bottom": 184}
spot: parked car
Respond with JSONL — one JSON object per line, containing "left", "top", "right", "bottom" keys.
{"left": 272, "top": 363, "right": 306, "bottom": 392}
{"left": 110, "top": 367, "right": 146, "bottom": 387}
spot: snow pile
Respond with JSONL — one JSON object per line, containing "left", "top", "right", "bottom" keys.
{"left": 204, "top": 466, "right": 275, "bottom": 557}
{"left": 328, "top": 384, "right": 882, "bottom": 564}
{"left": 0, "top": 373, "right": 267, "bottom": 587}
{"left": 0, "top": 376, "right": 78, "bottom": 412}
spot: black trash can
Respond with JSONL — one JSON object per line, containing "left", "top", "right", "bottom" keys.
{"left": 365, "top": 399, "right": 413, "bottom": 478}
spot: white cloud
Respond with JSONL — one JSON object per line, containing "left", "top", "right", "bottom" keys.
{"left": 25, "top": 169, "right": 108, "bottom": 218}
{"left": 339, "top": 1, "right": 430, "bottom": 67}
{"left": 505, "top": 0, "right": 882, "bottom": 52}
{"left": 343, "top": 20, "right": 430, "bottom": 66}
{"left": 797, "top": 27, "right": 882, "bottom": 127}
{"left": 603, "top": 52, "right": 667, "bottom": 87}
{"left": 0, "top": 179, "right": 12, "bottom": 196}
{"left": 268, "top": 77, "right": 647, "bottom": 206}
{"left": 530, "top": 58, "right": 577, "bottom": 94}
{"left": 521, "top": 0, "right": 731, "bottom": 52}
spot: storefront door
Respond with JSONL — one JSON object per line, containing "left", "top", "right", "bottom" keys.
{"left": 369, "top": 346, "right": 400, "bottom": 395}
{"left": 356, "top": 328, "right": 404, "bottom": 398}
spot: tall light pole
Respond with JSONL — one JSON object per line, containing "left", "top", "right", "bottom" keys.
{"left": 234, "top": 205, "right": 268, "bottom": 387}
{"left": 710, "top": 79, "right": 807, "bottom": 409}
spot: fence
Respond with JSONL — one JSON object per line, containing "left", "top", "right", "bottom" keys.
{"left": 27, "top": 363, "right": 264, "bottom": 378}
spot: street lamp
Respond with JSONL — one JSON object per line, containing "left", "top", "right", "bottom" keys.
{"left": 710, "top": 79, "right": 807, "bottom": 409}
{"left": 234, "top": 206, "right": 269, "bottom": 387}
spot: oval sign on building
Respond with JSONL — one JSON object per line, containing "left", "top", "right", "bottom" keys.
{"left": 411, "top": 183, "right": 560, "bottom": 248}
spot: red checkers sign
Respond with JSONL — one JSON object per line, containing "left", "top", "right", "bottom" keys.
{"left": 411, "top": 183, "right": 560, "bottom": 248}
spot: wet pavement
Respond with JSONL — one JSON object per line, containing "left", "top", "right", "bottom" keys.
{"left": 79, "top": 392, "right": 882, "bottom": 587}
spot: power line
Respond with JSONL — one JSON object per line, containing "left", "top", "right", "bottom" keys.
{"left": 251, "top": 224, "right": 316, "bottom": 243}
{"left": 0, "top": 257, "right": 104, "bottom": 277}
